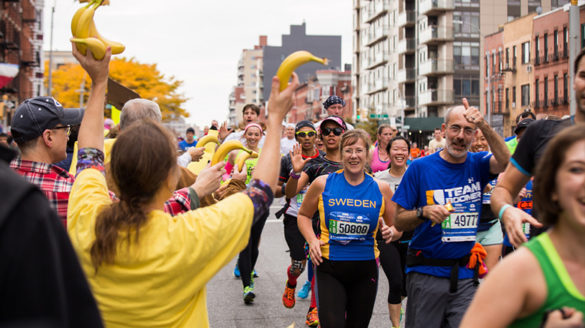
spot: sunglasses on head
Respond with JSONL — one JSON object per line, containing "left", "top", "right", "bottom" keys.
{"left": 296, "top": 130, "right": 316, "bottom": 138}
{"left": 321, "top": 127, "right": 344, "bottom": 136}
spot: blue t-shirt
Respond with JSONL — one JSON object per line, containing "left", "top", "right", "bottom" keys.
{"left": 392, "top": 151, "right": 495, "bottom": 279}
{"left": 319, "top": 171, "right": 384, "bottom": 261}
{"left": 178, "top": 139, "right": 197, "bottom": 151}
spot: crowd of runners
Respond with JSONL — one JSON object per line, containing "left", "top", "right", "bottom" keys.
{"left": 0, "top": 43, "right": 584, "bottom": 328}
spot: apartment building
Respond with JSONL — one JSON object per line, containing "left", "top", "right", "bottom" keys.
{"left": 1, "top": 0, "right": 45, "bottom": 102}
{"left": 354, "top": 0, "right": 570, "bottom": 130}
{"left": 228, "top": 36, "right": 266, "bottom": 128}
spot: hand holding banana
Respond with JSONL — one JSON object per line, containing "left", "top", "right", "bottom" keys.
{"left": 210, "top": 140, "right": 254, "bottom": 166}
{"left": 71, "top": 0, "right": 124, "bottom": 60}
{"left": 276, "top": 51, "right": 328, "bottom": 91}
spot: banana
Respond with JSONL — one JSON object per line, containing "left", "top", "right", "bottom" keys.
{"left": 210, "top": 140, "right": 252, "bottom": 166}
{"left": 88, "top": 20, "right": 125, "bottom": 54}
{"left": 276, "top": 50, "right": 328, "bottom": 91}
{"left": 70, "top": 37, "right": 107, "bottom": 60}
{"left": 75, "top": 2, "right": 98, "bottom": 39}
{"left": 195, "top": 134, "right": 219, "bottom": 148}
{"left": 71, "top": 3, "right": 93, "bottom": 37}
{"left": 235, "top": 151, "right": 258, "bottom": 172}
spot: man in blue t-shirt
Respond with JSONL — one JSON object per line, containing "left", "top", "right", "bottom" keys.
{"left": 178, "top": 127, "right": 197, "bottom": 152}
{"left": 393, "top": 100, "right": 509, "bottom": 328}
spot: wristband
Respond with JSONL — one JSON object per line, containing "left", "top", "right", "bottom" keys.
{"left": 281, "top": 183, "right": 286, "bottom": 195}
{"left": 290, "top": 169, "right": 301, "bottom": 179}
{"left": 498, "top": 204, "right": 512, "bottom": 220}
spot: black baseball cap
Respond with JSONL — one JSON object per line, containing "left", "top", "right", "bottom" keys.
{"left": 514, "top": 118, "right": 534, "bottom": 135}
{"left": 295, "top": 120, "right": 315, "bottom": 133}
{"left": 11, "top": 97, "right": 84, "bottom": 143}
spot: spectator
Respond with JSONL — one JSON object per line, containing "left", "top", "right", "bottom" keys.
{"left": 280, "top": 123, "right": 296, "bottom": 156}
{"left": 9, "top": 96, "right": 84, "bottom": 226}
{"left": 0, "top": 132, "right": 8, "bottom": 145}
{"left": 410, "top": 141, "right": 421, "bottom": 160}
{"left": 428, "top": 128, "right": 446, "bottom": 154}
{"left": 179, "top": 127, "right": 197, "bottom": 152}
{"left": 315, "top": 95, "right": 354, "bottom": 130}
{"left": 0, "top": 144, "right": 104, "bottom": 327}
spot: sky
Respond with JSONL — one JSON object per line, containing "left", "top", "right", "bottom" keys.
{"left": 43, "top": 0, "right": 353, "bottom": 128}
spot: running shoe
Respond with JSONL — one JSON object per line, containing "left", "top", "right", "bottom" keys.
{"left": 282, "top": 282, "right": 296, "bottom": 308}
{"left": 250, "top": 272, "right": 255, "bottom": 289}
{"left": 297, "top": 280, "right": 311, "bottom": 299}
{"left": 243, "top": 286, "right": 255, "bottom": 305}
{"left": 233, "top": 264, "right": 240, "bottom": 278}
{"left": 253, "top": 269, "right": 259, "bottom": 278}
{"left": 305, "top": 307, "right": 319, "bottom": 327}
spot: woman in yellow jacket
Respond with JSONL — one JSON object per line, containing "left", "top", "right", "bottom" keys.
{"left": 67, "top": 46, "right": 299, "bottom": 328}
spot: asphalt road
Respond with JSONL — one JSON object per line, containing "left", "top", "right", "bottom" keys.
{"left": 206, "top": 204, "right": 403, "bottom": 328}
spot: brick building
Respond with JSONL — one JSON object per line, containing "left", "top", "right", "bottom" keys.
{"left": 1, "top": 0, "right": 44, "bottom": 105}
{"left": 532, "top": 5, "right": 585, "bottom": 118}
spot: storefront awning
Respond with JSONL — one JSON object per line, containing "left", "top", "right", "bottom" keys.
{"left": 404, "top": 117, "right": 444, "bottom": 132}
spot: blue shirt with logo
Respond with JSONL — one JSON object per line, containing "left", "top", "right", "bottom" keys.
{"left": 392, "top": 151, "right": 495, "bottom": 279}
{"left": 319, "top": 171, "right": 384, "bottom": 261}
{"left": 178, "top": 139, "right": 197, "bottom": 151}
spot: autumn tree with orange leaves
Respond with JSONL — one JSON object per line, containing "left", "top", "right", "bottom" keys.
{"left": 45, "top": 57, "right": 189, "bottom": 120}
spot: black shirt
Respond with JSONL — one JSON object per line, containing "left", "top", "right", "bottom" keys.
{"left": 512, "top": 118, "right": 573, "bottom": 176}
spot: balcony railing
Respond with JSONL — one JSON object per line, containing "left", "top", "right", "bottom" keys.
{"left": 397, "top": 68, "right": 416, "bottom": 83}
{"left": 397, "top": 10, "right": 416, "bottom": 27}
{"left": 397, "top": 38, "right": 416, "bottom": 54}
{"left": 403, "top": 96, "right": 416, "bottom": 109}
{"left": 366, "top": 25, "right": 389, "bottom": 45}
{"left": 550, "top": 53, "right": 559, "bottom": 62}
{"left": 419, "top": 0, "right": 454, "bottom": 15}
{"left": 419, "top": 59, "right": 454, "bottom": 76}
{"left": 366, "top": 0, "right": 389, "bottom": 23}
{"left": 419, "top": 89, "right": 454, "bottom": 106}
{"left": 419, "top": 26, "right": 453, "bottom": 45}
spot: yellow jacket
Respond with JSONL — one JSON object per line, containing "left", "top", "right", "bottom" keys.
{"left": 68, "top": 168, "right": 253, "bottom": 327}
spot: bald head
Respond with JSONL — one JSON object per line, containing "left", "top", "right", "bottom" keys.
{"left": 120, "top": 99, "right": 162, "bottom": 130}
{"left": 444, "top": 105, "right": 467, "bottom": 126}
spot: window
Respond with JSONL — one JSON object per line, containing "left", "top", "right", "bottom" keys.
{"left": 563, "top": 26, "right": 569, "bottom": 58}
{"left": 453, "top": 11, "right": 480, "bottom": 36}
{"left": 453, "top": 78, "right": 479, "bottom": 99}
{"left": 535, "top": 79, "right": 539, "bottom": 107}
{"left": 497, "top": 87, "right": 502, "bottom": 112}
{"left": 493, "top": 52, "right": 497, "bottom": 72}
{"left": 544, "top": 77, "right": 549, "bottom": 106}
{"left": 521, "top": 84, "right": 530, "bottom": 107}
{"left": 554, "top": 75, "right": 559, "bottom": 105}
{"left": 581, "top": 24, "right": 585, "bottom": 49}
{"left": 453, "top": 42, "right": 480, "bottom": 68}
{"left": 564, "top": 73, "right": 569, "bottom": 103}
{"left": 506, "top": 87, "right": 509, "bottom": 110}
{"left": 544, "top": 33, "right": 548, "bottom": 61}
{"left": 506, "top": 48, "right": 509, "bottom": 67}
{"left": 535, "top": 35, "right": 540, "bottom": 62}
{"left": 512, "top": 86, "right": 516, "bottom": 107}
{"left": 513, "top": 46, "right": 517, "bottom": 68}
{"left": 522, "top": 42, "right": 530, "bottom": 64}
{"left": 554, "top": 30, "right": 559, "bottom": 59}
{"left": 485, "top": 55, "right": 489, "bottom": 75}
{"left": 498, "top": 50, "right": 503, "bottom": 72}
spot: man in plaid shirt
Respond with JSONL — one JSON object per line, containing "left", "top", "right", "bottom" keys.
{"left": 10, "top": 98, "right": 83, "bottom": 227}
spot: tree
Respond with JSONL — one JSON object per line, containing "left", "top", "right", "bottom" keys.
{"left": 45, "top": 57, "right": 189, "bottom": 120}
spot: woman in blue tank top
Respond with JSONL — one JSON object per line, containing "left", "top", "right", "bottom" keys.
{"left": 298, "top": 129, "right": 396, "bottom": 328}
{"left": 461, "top": 124, "right": 585, "bottom": 327}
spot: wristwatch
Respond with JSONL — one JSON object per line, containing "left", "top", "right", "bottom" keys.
{"left": 416, "top": 207, "right": 426, "bottom": 220}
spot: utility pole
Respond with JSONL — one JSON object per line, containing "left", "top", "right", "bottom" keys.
{"left": 47, "top": 3, "right": 56, "bottom": 97}
{"left": 485, "top": 51, "right": 491, "bottom": 126}
{"left": 569, "top": 0, "right": 579, "bottom": 116}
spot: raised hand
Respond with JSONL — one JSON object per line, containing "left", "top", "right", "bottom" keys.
{"left": 290, "top": 144, "right": 311, "bottom": 173}
{"left": 462, "top": 97, "right": 484, "bottom": 126}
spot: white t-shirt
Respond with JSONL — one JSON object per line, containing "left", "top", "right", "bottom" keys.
{"left": 280, "top": 137, "right": 297, "bottom": 156}
{"left": 428, "top": 138, "right": 446, "bottom": 153}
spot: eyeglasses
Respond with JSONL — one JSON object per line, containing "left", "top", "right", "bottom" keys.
{"left": 52, "top": 125, "right": 71, "bottom": 136}
{"left": 321, "top": 127, "right": 344, "bottom": 136}
{"left": 448, "top": 125, "right": 476, "bottom": 136}
{"left": 296, "top": 130, "right": 316, "bottom": 138}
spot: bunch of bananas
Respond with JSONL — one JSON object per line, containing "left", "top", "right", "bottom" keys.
{"left": 70, "top": 0, "right": 124, "bottom": 60}
{"left": 211, "top": 140, "right": 254, "bottom": 167}
{"left": 276, "top": 51, "right": 328, "bottom": 91}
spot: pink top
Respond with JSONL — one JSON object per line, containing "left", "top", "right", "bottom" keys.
{"left": 370, "top": 146, "right": 390, "bottom": 173}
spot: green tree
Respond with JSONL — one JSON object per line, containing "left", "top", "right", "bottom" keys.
{"left": 45, "top": 57, "right": 189, "bottom": 120}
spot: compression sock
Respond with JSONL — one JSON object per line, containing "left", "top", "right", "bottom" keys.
{"left": 287, "top": 265, "right": 298, "bottom": 287}
{"left": 310, "top": 275, "right": 317, "bottom": 308}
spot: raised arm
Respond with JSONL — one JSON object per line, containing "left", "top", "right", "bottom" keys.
{"left": 251, "top": 74, "right": 298, "bottom": 189}
{"left": 72, "top": 44, "right": 111, "bottom": 152}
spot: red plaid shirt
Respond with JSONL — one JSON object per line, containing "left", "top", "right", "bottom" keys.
{"left": 10, "top": 159, "right": 74, "bottom": 227}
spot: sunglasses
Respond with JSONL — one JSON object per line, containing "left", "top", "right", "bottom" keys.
{"left": 321, "top": 127, "right": 344, "bottom": 136}
{"left": 52, "top": 125, "right": 71, "bottom": 136}
{"left": 296, "top": 130, "right": 316, "bottom": 138}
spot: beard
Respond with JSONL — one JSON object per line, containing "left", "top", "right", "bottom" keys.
{"left": 445, "top": 138, "right": 470, "bottom": 159}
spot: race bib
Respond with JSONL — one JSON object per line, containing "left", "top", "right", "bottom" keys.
{"left": 296, "top": 191, "right": 305, "bottom": 206}
{"left": 522, "top": 222, "right": 530, "bottom": 236}
{"left": 328, "top": 211, "right": 372, "bottom": 244}
{"left": 441, "top": 203, "right": 479, "bottom": 242}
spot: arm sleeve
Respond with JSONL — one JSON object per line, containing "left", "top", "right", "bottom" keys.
{"left": 163, "top": 187, "right": 192, "bottom": 216}
{"left": 510, "top": 122, "right": 541, "bottom": 176}
{"left": 177, "top": 152, "right": 192, "bottom": 167}
{"left": 279, "top": 155, "right": 290, "bottom": 183}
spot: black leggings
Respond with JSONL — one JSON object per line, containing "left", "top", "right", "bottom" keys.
{"left": 316, "top": 258, "right": 378, "bottom": 328}
{"left": 238, "top": 211, "right": 269, "bottom": 288}
{"left": 378, "top": 240, "right": 408, "bottom": 304}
